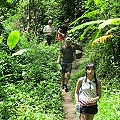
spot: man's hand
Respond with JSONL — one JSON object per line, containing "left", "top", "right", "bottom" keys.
{"left": 56, "top": 60, "right": 60, "bottom": 64}
{"left": 75, "top": 103, "right": 79, "bottom": 109}
{"left": 62, "top": 33, "right": 65, "bottom": 37}
{"left": 88, "top": 98, "right": 96, "bottom": 103}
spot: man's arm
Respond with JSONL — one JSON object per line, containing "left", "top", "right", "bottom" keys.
{"left": 56, "top": 52, "right": 63, "bottom": 64}
{"left": 58, "top": 28, "right": 65, "bottom": 37}
{"left": 73, "top": 47, "right": 76, "bottom": 64}
{"left": 56, "top": 54, "right": 61, "bottom": 64}
{"left": 43, "top": 26, "right": 46, "bottom": 33}
{"left": 75, "top": 78, "right": 82, "bottom": 105}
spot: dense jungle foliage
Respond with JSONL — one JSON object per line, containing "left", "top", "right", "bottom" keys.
{"left": 0, "top": 0, "right": 120, "bottom": 120}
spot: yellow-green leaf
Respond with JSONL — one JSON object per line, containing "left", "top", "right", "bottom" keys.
{"left": 92, "top": 34, "right": 113, "bottom": 46}
{"left": 7, "top": 31, "right": 20, "bottom": 50}
{"left": 0, "top": 36, "right": 4, "bottom": 43}
{"left": 7, "top": 0, "right": 12, "bottom": 3}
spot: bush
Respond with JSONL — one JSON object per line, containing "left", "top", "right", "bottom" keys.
{"left": 0, "top": 41, "right": 64, "bottom": 120}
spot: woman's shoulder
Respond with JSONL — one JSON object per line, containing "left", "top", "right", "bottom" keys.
{"left": 78, "top": 76, "right": 86, "bottom": 82}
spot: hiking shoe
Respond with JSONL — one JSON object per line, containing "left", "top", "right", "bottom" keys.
{"left": 61, "top": 84, "right": 65, "bottom": 89}
{"left": 64, "top": 84, "right": 69, "bottom": 92}
{"left": 65, "top": 88, "right": 69, "bottom": 92}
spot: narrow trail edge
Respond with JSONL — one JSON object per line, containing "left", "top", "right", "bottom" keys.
{"left": 62, "top": 59, "right": 80, "bottom": 120}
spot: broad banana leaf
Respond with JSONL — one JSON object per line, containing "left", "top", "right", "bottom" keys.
{"left": 80, "top": 24, "right": 94, "bottom": 40}
{"left": 68, "top": 20, "right": 104, "bottom": 34}
{"left": 70, "top": 10, "right": 100, "bottom": 26}
{"left": 98, "top": 18, "right": 120, "bottom": 29}
{"left": 7, "top": 31, "right": 20, "bottom": 50}
{"left": 7, "top": 0, "right": 12, "bottom": 2}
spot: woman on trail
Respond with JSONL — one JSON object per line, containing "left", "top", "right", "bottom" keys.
{"left": 75, "top": 63, "right": 101, "bottom": 120}
{"left": 57, "top": 19, "right": 69, "bottom": 46}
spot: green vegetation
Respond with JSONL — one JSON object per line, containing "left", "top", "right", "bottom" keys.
{"left": 95, "top": 90, "right": 120, "bottom": 120}
{"left": 70, "top": 40, "right": 120, "bottom": 120}
{"left": 0, "top": 40, "right": 63, "bottom": 120}
{"left": 0, "top": 0, "right": 120, "bottom": 119}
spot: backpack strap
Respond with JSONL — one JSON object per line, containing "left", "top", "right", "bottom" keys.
{"left": 79, "top": 76, "right": 85, "bottom": 93}
{"left": 80, "top": 76, "right": 86, "bottom": 87}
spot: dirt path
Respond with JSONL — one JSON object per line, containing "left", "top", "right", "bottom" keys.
{"left": 62, "top": 59, "right": 80, "bottom": 120}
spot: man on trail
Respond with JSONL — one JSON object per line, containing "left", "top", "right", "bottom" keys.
{"left": 57, "top": 37, "right": 76, "bottom": 92}
{"left": 43, "top": 19, "right": 55, "bottom": 46}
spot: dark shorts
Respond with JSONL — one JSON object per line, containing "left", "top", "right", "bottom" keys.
{"left": 80, "top": 105, "right": 98, "bottom": 114}
{"left": 61, "top": 63, "right": 72, "bottom": 73}
{"left": 45, "top": 35, "right": 52, "bottom": 45}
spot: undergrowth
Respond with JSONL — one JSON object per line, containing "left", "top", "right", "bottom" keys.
{"left": 0, "top": 41, "right": 64, "bottom": 120}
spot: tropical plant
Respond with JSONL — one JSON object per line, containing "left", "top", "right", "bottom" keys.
{"left": 7, "top": 31, "right": 20, "bottom": 50}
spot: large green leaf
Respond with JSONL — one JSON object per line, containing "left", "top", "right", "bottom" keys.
{"left": 92, "top": 29, "right": 101, "bottom": 42}
{"left": 7, "top": 31, "right": 20, "bottom": 50}
{"left": 70, "top": 10, "right": 100, "bottom": 26}
{"left": 98, "top": 18, "right": 120, "bottom": 29}
{"left": 68, "top": 20, "right": 104, "bottom": 33}
{"left": 0, "top": 36, "right": 4, "bottom": 43}
{"left": 94, "top": 0, "right": 105, "bottom": 6}
{"left": 7, "top": 0, "right": 12, "bottom": 2}
{"left": 94, "top": 0, "right": 99, "bottom": 5}
{"left": 80, "top": 24, "right": 94, "bottom": 40}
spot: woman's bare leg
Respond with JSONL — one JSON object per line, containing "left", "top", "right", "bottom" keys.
{"left": 79, "top": 113, "right": 87, "bottom": 120}
{"left": 79, "top": 114, "right": 94, "bottom": 120}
